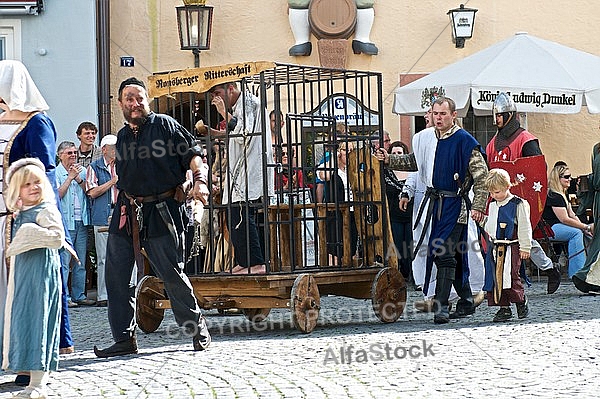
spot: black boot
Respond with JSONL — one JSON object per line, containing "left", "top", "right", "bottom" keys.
{"left": 546, "top": 264, "right": 561, "bottom": 294}
{"left": 94, "top": 336, "right": 138, "bottom": 358}
{"left": 572, "top": 275, "right": 600, "bottom": 294}
{"left": 516, "top": 295, "right": 529, "bottom": 319}
{"left": 192, "top": 316, "right": 211, "bottom": 351}
{"left": 433, "top": 268, "right": 455, "bottom": 324}
{"left": 14, "top": 374, "right": 30, "bottom": 386}
{"left": 449, "top": 278, "right": 475, "bottom": 319}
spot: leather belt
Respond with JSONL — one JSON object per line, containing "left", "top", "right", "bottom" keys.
{"left": 124, "top": 189, "right": 176, "bottom": 204}
{"left": 121, "top": 188, "right": 176, "bottom": 281}
{"left": 412, "top": 186, "right": 462, "bottom": 261}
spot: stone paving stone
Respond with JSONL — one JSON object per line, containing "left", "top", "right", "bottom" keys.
{"left": 0, "top": 281, "right": 598, "bottom": 398}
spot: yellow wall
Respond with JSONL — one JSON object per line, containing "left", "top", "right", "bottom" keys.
{"left": 110, "top": 0, "right": 600, "bottom": 175}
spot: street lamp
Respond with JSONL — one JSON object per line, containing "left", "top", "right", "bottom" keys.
{"left": 176, "top": 0, "right": 213, "bottom": 67}
{"left": 447, "top": 4, "right": 477, "bottom": 48}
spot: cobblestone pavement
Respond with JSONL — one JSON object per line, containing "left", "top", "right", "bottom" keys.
{"left": 0, "top": 279, "right": 599, "bottom": 398}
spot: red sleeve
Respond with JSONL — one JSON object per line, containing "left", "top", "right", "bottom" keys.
{"left": 297, "top": 170, "right": 304, "bottom": 188}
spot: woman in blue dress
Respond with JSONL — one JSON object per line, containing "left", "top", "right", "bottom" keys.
{"left": 0, "top": 60, "right": 75, "bottom": 388}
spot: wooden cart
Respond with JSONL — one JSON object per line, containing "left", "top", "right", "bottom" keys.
{"left": 138, "top": 62, "right": 407, "bottom": 333}
{"left": 137, "top": 267, "right": 405, "bottom": 333}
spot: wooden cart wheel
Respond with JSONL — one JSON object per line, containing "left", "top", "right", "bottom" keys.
{"left": 135, "top": 275, "right": 166, "bottom": 333}
{"left": 242, "top": 308, "right": 271, "bottom": 323}
{"left": 371, "top": 267, "right": 407, "bottom": 323}
{"left": 290, "top": 274, "right": 321, "bottom": 333}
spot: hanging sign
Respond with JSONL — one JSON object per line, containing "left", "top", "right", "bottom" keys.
{"left": 302, "top": 93, "right": 379, "bottom": 128}
{"left": 148, "top": 61, "right": 275, "bottom": 98}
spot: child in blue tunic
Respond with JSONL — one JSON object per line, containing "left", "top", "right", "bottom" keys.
{"left": 1, "top": 158, "right": 64, "bottom": 399}
{"left": 481, "top": 168, "right": 531, "bottom": 322}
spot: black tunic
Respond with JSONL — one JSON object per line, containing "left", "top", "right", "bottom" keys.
{"left": 109, "top": 112, "right": 197, "bottom": 238}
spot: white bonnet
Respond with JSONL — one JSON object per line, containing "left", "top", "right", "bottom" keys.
{"left": 5, "top": 157, "right": 46, "bottom": 186}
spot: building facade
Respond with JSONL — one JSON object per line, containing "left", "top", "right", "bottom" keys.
{"left": 0, "top": 0, "right": 98, "bottom": 142}
{"left": 3, "top": 1, "right": 599, "bottom": 175}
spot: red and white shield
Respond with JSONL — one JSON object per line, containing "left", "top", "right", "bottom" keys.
{"left": 489, "top": 155, "right": 547, "bottom": 227}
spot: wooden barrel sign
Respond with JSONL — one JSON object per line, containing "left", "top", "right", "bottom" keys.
{"left": 308, "top": 0, "right": 357, "bottom": 40}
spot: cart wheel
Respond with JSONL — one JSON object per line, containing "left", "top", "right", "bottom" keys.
{"left": 290, "top": 274, "right": 320, "bottom": 333}
{"left": 371, "top": 267, "right": 407, "bottom": 323}
{"left": 135, "top": 276, "right": 166, "bottom": 333}
{"left": 243, "top": 308, "right": 271, "bottom": 323}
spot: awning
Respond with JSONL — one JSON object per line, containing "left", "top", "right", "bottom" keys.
{"left": 393, "top": 33, "right": 600, "bottom": 116}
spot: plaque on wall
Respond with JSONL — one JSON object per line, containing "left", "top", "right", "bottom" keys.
{"left": 317, "top": 39, "right": 347, "bottom": 69}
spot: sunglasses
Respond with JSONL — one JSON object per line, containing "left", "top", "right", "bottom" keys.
{"left": 560, "top": 174, "right": 572, "bottom": 179}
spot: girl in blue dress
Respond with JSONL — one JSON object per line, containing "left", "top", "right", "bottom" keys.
{"left": 2, "top": 158, "right": 64, "bottom": 399}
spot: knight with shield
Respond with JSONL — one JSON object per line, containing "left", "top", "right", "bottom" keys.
{"left": 486, "top": 92, "right": 562, "bottom": 294}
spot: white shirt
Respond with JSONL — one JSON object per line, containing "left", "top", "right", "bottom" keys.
{"left": 483, "top": 193, "right": 532, "bottom": 253}
{"left": 223, "top": 90, "right": 274, "bottom": 204}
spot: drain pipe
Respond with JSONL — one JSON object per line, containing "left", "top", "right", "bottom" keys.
{"left": 96, "top": 0, "right": 111, "bottom": 139}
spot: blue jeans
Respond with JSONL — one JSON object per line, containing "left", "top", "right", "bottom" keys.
{"left": 60, "top": 220, "right": 88, "bottom": 301}
{"left": 59, "top": 262, "right": 74, "bottom": 348}
{"left": 551, "top": 223, "right": 585, "bottom": 278}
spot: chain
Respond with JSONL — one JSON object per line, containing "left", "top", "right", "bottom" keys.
{"left": 134, "top": 199, "right": 143, "bottom": 232}
{"left": 186, "top": 222, "right": 203, "bottom": 263}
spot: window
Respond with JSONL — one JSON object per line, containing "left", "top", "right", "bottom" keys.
{"left": 461, "top": 107, "right": 495, "bottom": 148}
{"left": 414, "top": 114, "right": 427, "bottom": 133}
{"left": 0, "top": 19, "right": 21, "bottom": 60}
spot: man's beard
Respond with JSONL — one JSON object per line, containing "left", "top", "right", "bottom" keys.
{"left": 123, "top": 107, "right": 149, "bottom": 127}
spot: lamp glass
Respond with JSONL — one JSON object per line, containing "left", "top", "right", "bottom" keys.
{"left": 452, "top": 11, "right": 475, "bottom": 38}
{"left": 176, "top": 5, "right": 213, "bottom": 51}
{"left": 448, "top": 6, "right": 477, "bottom": 40}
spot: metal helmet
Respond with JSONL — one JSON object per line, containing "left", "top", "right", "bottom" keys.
{"left": 492, "top": 92, "right": 517, "bottom": 123}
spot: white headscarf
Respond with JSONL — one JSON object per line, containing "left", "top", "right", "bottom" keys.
{"left": 0, "top": 60, "right": 49, "bottom": 112}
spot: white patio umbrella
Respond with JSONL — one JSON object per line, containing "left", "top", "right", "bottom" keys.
{"left": 393, "top": 32, "right": 600, "bottom": 116}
